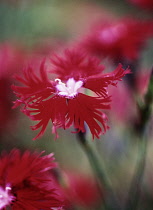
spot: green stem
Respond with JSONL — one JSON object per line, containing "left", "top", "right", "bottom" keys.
{"left": 125, "top": 135, "right": 147, "bottom": 210}
{"left": 77, "top": 131, "right": 121, "bottom": 210}
{"left": 125, "top": 68, "right": 153, "bottom": 210}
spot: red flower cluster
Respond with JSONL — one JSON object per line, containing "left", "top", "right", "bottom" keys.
{"left": 0, "top": 149, "right": 64, "bottom": 210}
{"left": 81, "top": 18, "right": 153, "bottom": 61}
{"left": 12, "top": 49, "right": 130, "bottom": 140}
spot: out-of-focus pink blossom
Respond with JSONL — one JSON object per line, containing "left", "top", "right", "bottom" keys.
{"left": 59, "top": 171, "right": 102, "bottom": 209}
{"left": 109, "top": 69, "right": 151, "bottom": 125}
{"left": 135, "top": 69, "right": 151, "bottom": 96}
{"left": 0, "top": 43, "right": 25, "bottom": 132}
{"left": 81, "top": 18, "right": 153, "bottom": 61}
{"left": 109, "top": 82, "right": 137, "bottom": 124}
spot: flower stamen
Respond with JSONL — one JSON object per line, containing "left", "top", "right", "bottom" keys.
{"left": 55, "top": 78, "right": 83, "bottom": 98}
{"left": 0, "top": 185, "right": 15, "bottom": 209}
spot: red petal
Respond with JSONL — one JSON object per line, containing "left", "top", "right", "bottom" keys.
{"left": 84, "top": 64, "right": 131, "bottom": 97}
{"left": 49, "top": 49, "right": 104, "bottom": 81}
{"left": 12, "top": 60, "right": 55, "bottom": 107}
{"left": 26, "top": 96, "right": 68, "bottom": 140}
{"left": 66, "top": 93, "right": 111, "bottom": 139}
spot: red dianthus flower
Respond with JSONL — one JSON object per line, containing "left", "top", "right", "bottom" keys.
{"left": 81, "top": 18, "right": 153, "bottom": 61}
{"left": 0, "top": 149, "right": 64, "bottom": 210}
{"left": 12, "top": 49, "right": 130, "bottom": 140}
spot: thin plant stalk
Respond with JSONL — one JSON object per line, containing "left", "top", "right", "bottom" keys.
{"left": 125, "top": 69, "right": 153, "bottom": 210}
{"left": 125, "top": 134, "right": 147, "bottom": 210}
{"left": 77, "top": 131, "right": 121, "bottom": 210}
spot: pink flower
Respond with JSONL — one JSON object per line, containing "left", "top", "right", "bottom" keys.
{"left": 0, "top": 149, "right": 64, "bottom": 210}
{"left": 61, "top": 171, "right": 103, "bottom": 208}
{"left": 12, "top": 49, "right": 130, "bottom": 140}
{"left": 81, "top": 18, "right": 153, "bottom": 61}
{"left": 0, "top": 43, "right": 25, "bottom": 132}
{"left": 135, "top": 69, "right": 150, "bottom": 96}
{"left": 109, "top": 82, "right": 137, "bottom": 124}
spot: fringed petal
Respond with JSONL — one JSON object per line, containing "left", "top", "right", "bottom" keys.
{"left": 84, "top": 64, "right": 131, "bottom": 97}
{"left": 66, "top": 93, "right": 111, "bottom": 139}
{"left": 49, "top": 49, "right": 104, "bottom": 81}
{"left": 12, "top": 60, "right": 55, "bottom": 107}
{"left": 26, "top": 96, "right": 68, "bottom": 140}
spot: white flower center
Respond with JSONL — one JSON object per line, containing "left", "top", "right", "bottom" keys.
{"left": 55, "top": 78, "right": 83, "bottom": 98}
{"left": 0, "top": 185, "right": 15, "bottom": 209}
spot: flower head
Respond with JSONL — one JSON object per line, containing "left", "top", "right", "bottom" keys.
{"left": 12, "top": 49, "right": 130, "bottom": 140}
{"left": 0, "top": 149, "right": 64, "bottom": 210}
{"left": 81, "top": 18, "right": 153, "bottom": 61}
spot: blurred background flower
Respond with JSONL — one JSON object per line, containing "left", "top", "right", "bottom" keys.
{"left": 0, "top": 43, "right": 26, "bottom": 135}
